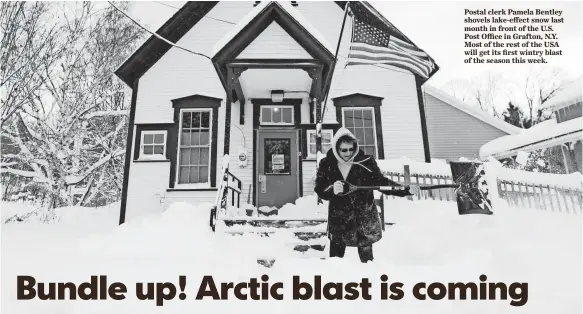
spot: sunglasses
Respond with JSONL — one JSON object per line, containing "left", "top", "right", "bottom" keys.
{"left": 340, "top": 148, "right": 355, "bottom": 153}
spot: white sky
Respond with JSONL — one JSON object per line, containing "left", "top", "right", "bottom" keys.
{"left": 129, "top": 1, "right": 583, "bottom": 112}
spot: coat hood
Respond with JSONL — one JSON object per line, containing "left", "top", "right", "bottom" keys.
{"left": 331, "top": 127, "right": 360, "bottom": 163}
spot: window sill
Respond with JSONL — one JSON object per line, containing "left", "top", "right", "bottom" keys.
{"left": 134, "top": 158, "right": 170, "bottom": 163}
{"left": 166, "top": 187, "right": 218, "bottom": 192}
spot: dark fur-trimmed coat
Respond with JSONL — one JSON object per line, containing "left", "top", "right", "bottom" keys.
{"left": 314, "top": 149, "right": 411, "bottom": 247}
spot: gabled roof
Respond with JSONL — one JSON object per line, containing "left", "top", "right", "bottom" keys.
{"left": 114, "top": 1, "right": 437, "bottom": 88}
{"left": 114, "top": 2, "right": 218, "bottom": 87}
{"left": 211, "top": 1, "right": 334, "bottom": 58}
{"left": 423, "top": 85, "right": 522, "bottom": 135}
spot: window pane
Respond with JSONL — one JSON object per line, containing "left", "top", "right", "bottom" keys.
{"left": 153, "top": 145, "right": 163, "bottom": 154}
{"left": 261, "top": 108, "right": 271, "bottom": 123}
{"left": 363, "top": 146, "right": 375, "bottom": 156}
{"left": 354, "top": 110, "right": 364, "bottom": 127}
{"left": 323, "top": 143, "right": 332, "bottom": 153}
{"left": 189, "top": 166, "right": 199, "bottom": 183}
{"left": 181, "top": 131, "right": 190, "bottom": 146}
{"left": 144, "top": 134, "right": 154, "bottom": 144}
{"left": 182, "top": 112, "right": 191, "bottom": 129}
{"left": 309, "top": 132, "right": 316, "bottom": 143}
{"left": 272, "top": 108, "right": 282, "bottom": 123}
{"left": 323, "top": 132, "right": 332, "bottom": 142}
{"left": 199, "top": 130, "right": 209, "bottom": 145}
{"left": 201, "top": 111, "right": 210, "bottom": 128}
{"left": 192, "top": 112, "right": 200, "bottom": 128}
{"left": 200, "top": 147, "right": 209, "bottom": 163}
{"left": 282, "top": 108, "right": 292, "bottom": 123}
{"left": 190, "top": 130, "right": 200, "bottom": 145}
{"left": 154, "top": 134, "right": 164, "bottom": 144}
{"left": 309, "top": 144, "right": 316, "bottom": 154}
{"left": 363, "top": 109, "right": 373, "bottom": 126}
{"left": 354, "top": 128, "right": 364, "bottom": 144}
{"left": 199, "top": 166, "right": 209, "bottom": 182}
{"left": 364, "top": 128, "right": 375, "bottom": 144}
{"left": 179, "top": 166, "right": 189, "bottom": 184}
{"left": 144, "top": 145, "right": 153, "bottom": 154}
{"left": 190, "top": 148, "right": 200, "bottom": 165}
{"left": 344, "top": 110, "right": 354, "bottom": 127}
{"left": 180, "top": 148, "right": 190, "bottom": 166}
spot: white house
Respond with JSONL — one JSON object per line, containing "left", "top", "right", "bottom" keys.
{"left": 113, "top": 1, "right": 516, "bottom": 224}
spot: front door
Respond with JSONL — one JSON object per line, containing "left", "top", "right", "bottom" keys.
{"left": 257, "top": 129, "right": 299, "bottom": 208}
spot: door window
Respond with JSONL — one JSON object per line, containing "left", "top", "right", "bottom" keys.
{"left": 264, "top": 138, "right": 291, "bottom": 174}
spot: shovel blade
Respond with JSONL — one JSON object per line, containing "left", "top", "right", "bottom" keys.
{"left": 450, "top": 161, "right": 493, "bottom": 215}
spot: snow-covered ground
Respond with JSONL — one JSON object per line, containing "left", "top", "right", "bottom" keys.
{"left": 1, "top": 194, "right": 581, "bottom": 314}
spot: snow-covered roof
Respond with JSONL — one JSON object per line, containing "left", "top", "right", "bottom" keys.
{"left": 479, "top": 117, "right": 582, "bottom": 159}
{"left": 423, "top": 85, "right": 522, "bottom": 135}
{"left": 211, "top": 1, "right": 334, "bottom": 58}
{"left": 542, "top": 77, "right": 582, "bottom": 110}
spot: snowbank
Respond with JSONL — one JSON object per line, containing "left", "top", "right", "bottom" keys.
{"left": 2, "top": 198, "right": 581, "bottom": 314}
{"left": 479, "top": 117, "right": 582, "bottom": 159}
{"left": 491, "top": 161, "right": 582, "bottom": 189}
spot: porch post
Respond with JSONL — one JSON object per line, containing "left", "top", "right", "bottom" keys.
{"left": 315, "top": 97, "right": 322, "bottom": 159}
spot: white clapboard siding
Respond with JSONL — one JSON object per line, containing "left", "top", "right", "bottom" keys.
{"left": 237, "top": 23, "right": 312, "bottom": 59}
{"left": 135, "top": 2, "right": 252, "bottom": 124}
{"left": 302, "top": 160, "right": 318, "bottom": 196}
{"left": 325, "top": 9, "right": 425, "bottom": 160}
{"left": 424, "top": 94, "right": 510, "bottom": 161}
{"left": 227, "top": 100, "right": 254, "bottom": 202}
{"left": 125, "top": 162, "right": 171, "bottom": 221}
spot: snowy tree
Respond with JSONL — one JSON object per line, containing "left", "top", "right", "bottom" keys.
{"left": 1, "top": 2, "right": 145, "bottom": 207}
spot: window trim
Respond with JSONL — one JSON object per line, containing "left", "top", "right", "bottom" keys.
{"left": 259, "top": 105, "right": 295, "bottom": 125}
{"left": 341, "top": 107, "right": 379, "bottom": 158}
{"left": 305, "top": 129, "right": 334, "bottom": 159}
{"left": 139, "top": 130, "right": 167, "bottom": 160}
{"left": 175, "top": 108, "right": 213, "bottom": 188}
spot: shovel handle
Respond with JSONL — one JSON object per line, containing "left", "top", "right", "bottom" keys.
{"left": 338, "top": 181, "right": 461, "bottom": 196}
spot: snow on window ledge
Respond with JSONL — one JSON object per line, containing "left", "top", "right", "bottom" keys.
{"left": 169, "top": 183, "right": 216, "bottom": 191}
{"left": 137, "top": 155, "right": 168, "bottom": 161}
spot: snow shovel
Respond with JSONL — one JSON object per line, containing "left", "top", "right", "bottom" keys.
{"left": 336, "top": 181, "right": 459, "bottom": 196}
{"left": 336, "top": 161, "right": 493, "bottom": 215}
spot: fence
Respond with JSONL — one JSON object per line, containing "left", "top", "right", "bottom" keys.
{"left": 498, "top": 180, "right": 582, "bottom": 214}
{"left": 382, "top": 164, "right": 583, "bottom": 214}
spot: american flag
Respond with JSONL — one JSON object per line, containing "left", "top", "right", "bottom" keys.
{"left": 346, "top": 7, "right": 435, "bottom": 79}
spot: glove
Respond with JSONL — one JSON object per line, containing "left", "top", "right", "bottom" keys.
{"left": 333, "top": 181, "right": 344, "bottom": 195}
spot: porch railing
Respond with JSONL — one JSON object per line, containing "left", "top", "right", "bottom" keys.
{"left": 210, "top": 157, "right": 242, "bottom": 231}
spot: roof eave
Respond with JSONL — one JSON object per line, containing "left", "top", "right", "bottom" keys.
{"left": 114, "top": 2, "right": 219, "bottom": 88}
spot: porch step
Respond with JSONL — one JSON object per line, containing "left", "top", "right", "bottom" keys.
{"left": 215, "top": 215, "right": 393, "bottom": 267}
{"left": 218, "top": 216, "right": 327, "bottom": 228}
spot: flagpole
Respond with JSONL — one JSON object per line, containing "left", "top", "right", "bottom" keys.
{"left": 315, "top": 2, "right": 350, "bottom": 205}
{"left": 320, "top": 1, "right": 351, "bottom": 123}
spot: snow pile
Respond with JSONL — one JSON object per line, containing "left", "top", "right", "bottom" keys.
{"left": 2, "top": 197, "right": 582, "bottom": 314}
{"left": 277, "top": 194, "right": 327, "bottom": 218}
{"left": 479, "top": 117, "right": 582, "bottom": 159}
{"left": 488, "top": 158, "right": 582, "bottom": 190}
{"left": 1, "top": 201, "right": 39, "bottom": 222}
